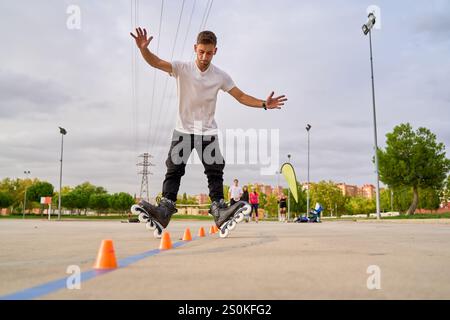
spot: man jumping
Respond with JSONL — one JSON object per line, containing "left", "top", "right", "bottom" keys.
{"left": 130, "top": 27, "right": 287, "bottom": 238}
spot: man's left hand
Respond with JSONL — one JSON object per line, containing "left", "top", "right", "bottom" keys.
{"left": 266, "top": 91, "right": 288, "bottom": 109}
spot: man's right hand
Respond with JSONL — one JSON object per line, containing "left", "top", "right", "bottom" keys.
{"left": 130, "top": 27, "right": 153, "bottom": 50}
{"left": 130, "top": 27, "right": 173, "bottom": 74}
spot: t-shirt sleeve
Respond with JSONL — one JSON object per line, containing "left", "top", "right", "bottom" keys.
{"left": 221, "top": 71, "right": 236, "bottom": 92}
{"left": 170, "top": 61, "right": 182, "bottom": 78}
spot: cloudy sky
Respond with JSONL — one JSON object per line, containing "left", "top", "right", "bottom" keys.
{"left": 1, "top": 0, "right": 449, "bottom": 198}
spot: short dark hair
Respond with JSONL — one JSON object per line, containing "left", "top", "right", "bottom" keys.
{"left": 197, "top": 31, "right": 217, "bottom": 46}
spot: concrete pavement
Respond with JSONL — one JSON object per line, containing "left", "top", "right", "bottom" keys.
{"left": 0, "top": 219, "right": 449, "bottom": 299}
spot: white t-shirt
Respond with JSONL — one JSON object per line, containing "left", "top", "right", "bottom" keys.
{"left": 170, "top": 61, "right": 236, "bottom": 135}
{"left": 229, "top": 185, "right": 243, "bottom": 201}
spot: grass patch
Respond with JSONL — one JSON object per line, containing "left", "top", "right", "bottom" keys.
{"left": 327, "top": 212, "right": 450, "bottom": 221}
{"left": 382, "top": 213, "right": 450, "bottom": 220}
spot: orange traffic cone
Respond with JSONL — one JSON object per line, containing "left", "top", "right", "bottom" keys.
{"left": 198, "top": 227, "right": 206, "bottom": 237}
{"left": 159, "top": 232, "right": 173, "bottom": 250}
{"left": 213, "top": 225, "right": 219, "bottom": 233}
{"left": 182, "top": 228, "right": 192, "bottom": 241}
{"left": 209, "top": 225, "right": 216, "bottom": 234}
{"left": 93, "top": 239, "right": 118, "bottom": 269}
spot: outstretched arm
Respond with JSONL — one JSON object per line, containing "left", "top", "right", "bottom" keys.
{"left": 228, "top": 87, "right": 288, "bottom": 110}
{"left": 130, "top": 27, "right": 172, "bottom": 74}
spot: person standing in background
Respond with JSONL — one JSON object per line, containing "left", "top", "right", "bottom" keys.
{"left": 228, "top": 179, "right": 243, "bottom": 206}
{"left": 241, "top": 185, "right": 250, "bottom": 222}
{"left": 249, "top": 187, "right": 260, "bottom": 223}
{"left": 278, "top": 193, "right": 287, "bottom": 222}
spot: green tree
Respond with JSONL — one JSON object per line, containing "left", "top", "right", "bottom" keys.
{"left": 0, "top": 178, "right": 16, "bottom": 194}
{"left": 264, "top": 193, "right": 280, "bottom": 218}
{"left": 0, "top": 191, "right": 14, "bottom": 208}
{"left": 378, "top": 124, "right": 450, "bottom": 215}
{"left": 71, "top": 182, "right": 107, "bottom": 214}
{"left": 223, "top": 185, "right": 230, "bottom": 202}
{"left": 110, "top": 192, "right": 135, "bottom": 213}
{"left": 310, "top": 181, "right": 346, "bottom": 217}
{"left": 186, "top": 195, "right": 199, "bottom": 205}
{"left": 259, "top": 192, "right": 267, "bottom": 209}
{"left": 392, "top": 186, "right": 413, "bottom": 213}
{"left": 61, "top": 192, "right": 78, "bottom": 214}
{"left": 443, "top": 175, "right": 450, "bottom": 204}
{"left": 89, "top": 194, "right": 111, "bottom": 215}
{"left": 418, "top": 187, "right": 441, "bottom": 212}
{"left": 0, "top": 178, "right": 18, "bottom": 210}
{"left": 345, "top": 197, "right": 376, "bottom": 215}
{"left": 1, "top": 178, "right": 34, "bottom": 211}
{"left": 26, "top": 181, "right": 54, "bottom": 202}
{"left": 182, "top": 193, "right": 188, "bottom": 204}
{"left": 286, "top": 184, "right": 307, "bottom": 217}
{"left": 380, "top": 188, "right": 394, "bottom": 212}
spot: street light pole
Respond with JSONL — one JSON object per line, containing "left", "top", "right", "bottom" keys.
{"left": 287, "top": 154, "right": 291, "bottom": 222}
{"left": 23, "top": 170, "right": 31, "bottom": 219}
{"left": 276, "top": 170, "right": 280, "bottom": 222}
{"left": 390, "top": 189, "right": 394, "bottom": 212}
{"left": 363, "top": 13, "right": 381, "bottom": 220}
{"left": 306, "top": 124, "right": 311, "bottom": 217}
{"left": 58, "top": 127, "right": 67, "bottom": 220}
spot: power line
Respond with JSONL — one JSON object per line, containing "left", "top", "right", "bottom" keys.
{"left": 134, "top": 0, "right": 140, "bottom": 152}
{"left": 152, "top": 0, "right": 215, "bottom": 156}
{"left": 146, "top": 0, "right": 165, "bottom": 149}
{"left": 191, "top": 0, "right": 214, "bottom": 61}
{"left": 150, "top": 0, "right": 198, "bottom": 153}
{"left": 130, "top": 0, "right": 138, "bottom": 155}
{"left": 180, "top": 0, "right": 197, "bottom": 59}
{"left": 149, "top": 0, "right": 187, "bottom": 153}
{"left": 199, "top": 0, "right": 211, "bottom": 33}
{"left": 202, "top": 0, "right": 214, "bottom": 30}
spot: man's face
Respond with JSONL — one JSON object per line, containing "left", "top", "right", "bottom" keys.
{"left": 194, "top": 43, "right": 217, "bottom": 67}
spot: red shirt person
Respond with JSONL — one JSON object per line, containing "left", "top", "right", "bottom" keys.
{"left": 249, "top": 188, "right": 260, "bottom": 223}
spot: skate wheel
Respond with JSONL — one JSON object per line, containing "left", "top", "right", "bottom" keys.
{"left": 235, "top": 212, "right": 244, "bottom": 223}
{"left": 131, "top": 205, "right": 141, "bottom": 215}
{"left": 146, "top": 221, "right": 156, "bottom": 230}
{"left": 227, "top": 220, "right": 237, "bottom": 231}
{"left": 154, "top": 229, "right": 162, "bottom": 239}
{"left": 138, "top": 213, "right": 147, "bottom": 223}
{"left": 242, "top": 204, "right": 251, "bottom": 215}
{"left": 219, "top": 228, "right": 230, "bottom": 238}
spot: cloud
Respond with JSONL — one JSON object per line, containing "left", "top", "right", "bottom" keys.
{"left": 0, "top": 70, "right": 72, "bottom": 117}
{"left": 414, "top": 8, "right": 450, "bottom": 41}
{"left": 1, "top": 0, "right": 449, "bottom": 198}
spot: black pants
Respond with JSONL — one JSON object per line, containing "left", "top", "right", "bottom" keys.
{"left": 162, "top": 130, "right": 225, "bottom": 203}
{"left": 230, "top": 198, "right": 240, "bottom": 206}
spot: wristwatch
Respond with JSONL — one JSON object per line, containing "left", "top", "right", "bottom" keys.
{"left": 262, "top": 101, "right": 267, "bottom": 110}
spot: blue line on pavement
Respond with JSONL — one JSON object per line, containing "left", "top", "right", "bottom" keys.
{"left": 0, "top": 237, "right": 201, "bottom": 300}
